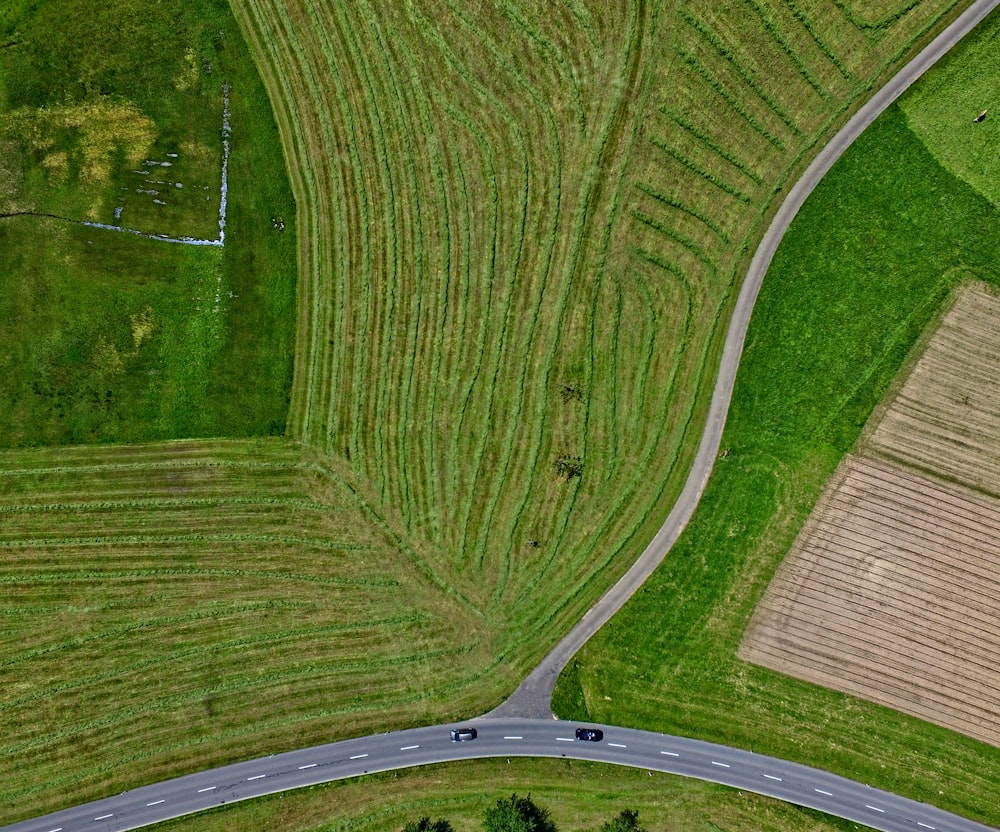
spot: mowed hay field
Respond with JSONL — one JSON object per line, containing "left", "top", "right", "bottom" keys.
{"left": 230, "top": 0, "right": 970, "bottom": 672}
{"left": 0, "top": 439, "right": 487, "bottom": 818}
{"left": 742, "top": 283, "right": 1000, "bottom": 748}
{"left": 0, "top": 0, "right": 979, "bottom": 824}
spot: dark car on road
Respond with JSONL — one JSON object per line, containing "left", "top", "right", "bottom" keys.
{"left": 450, "top": 727, "right": 478, "bottom": 742}
{"left": 575, "top": 727, "right": 603, "bottom": 742}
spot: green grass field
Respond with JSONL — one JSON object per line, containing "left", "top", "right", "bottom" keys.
{"left": 555, "top": 10, "right": 1000, "bottom": 828}
{"left": 0, "top": 0, "right": 988, "bottom": 825}
{"left": 151, "top": 759, "right": 864, "bottom": 832}
{"left": 0, "top": 0, "right": 295, "bottom": 445}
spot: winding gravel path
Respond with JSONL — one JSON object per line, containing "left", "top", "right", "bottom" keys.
{"left": 490, "top": 0, "right": 1000, "bottom": 720}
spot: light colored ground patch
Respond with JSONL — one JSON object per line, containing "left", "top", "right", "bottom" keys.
{"left": 900, "top": 13, "right": 1000, "bottom": 207}
{"left": 865, "top": 282, "right": 1000, "bottom": 495}
{"left": 3, "top": 98, "right": 156, "bottom": 182}
{"left": 742, "top": 282, "right": 1000, "bottom": 748}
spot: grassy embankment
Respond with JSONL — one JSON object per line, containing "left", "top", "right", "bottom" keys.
{"left": 0, "top": 0, "right": 295, "bottom": 444}
{"left": 153, "top": 759, "right": 863, "bottom": 832}
{"left": 555, "top": 9, "right": 1000, "bottom": 828}
{"left": 0, "top": 0, "right": 976, "bottom": 825}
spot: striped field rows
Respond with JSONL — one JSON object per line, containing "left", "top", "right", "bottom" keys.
{"left": 0, "top": 439, "right": 488, "bottom": 818}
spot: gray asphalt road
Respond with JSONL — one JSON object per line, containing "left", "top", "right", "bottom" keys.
{"left": 4, "top": 719, "right": 997, "bottom": 832}
{"left": 6, "top": 2, "right": 1000, "bottom": 832}
{"left": 492, "top": 0, "right": 1000, "bottom": 720}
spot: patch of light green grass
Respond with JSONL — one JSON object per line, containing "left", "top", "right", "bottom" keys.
{"left": 899, "top": 8, "right": 1000, "bottom": 207}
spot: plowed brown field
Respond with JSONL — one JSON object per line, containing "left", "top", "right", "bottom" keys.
{"left": 742, "top": 282, "right": 1000, "bottom": 747}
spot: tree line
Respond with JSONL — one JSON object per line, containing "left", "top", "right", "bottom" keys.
{"left": 404, "top": 792, "right": 647, "bottom": 832}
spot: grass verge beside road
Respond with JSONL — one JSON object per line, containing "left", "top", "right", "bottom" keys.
{"left": 555, "top": 84, "right": 1000, "bottom": 830}
{"left": 152, "top": 759, "right": 864, "bottom": 832}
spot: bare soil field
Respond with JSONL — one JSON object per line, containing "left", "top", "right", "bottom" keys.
{"left": 866, "top": 282, "right": 1000, "bottom": 495}
{"left": 742, "top": 283, "right": 1000, "bottom": 747}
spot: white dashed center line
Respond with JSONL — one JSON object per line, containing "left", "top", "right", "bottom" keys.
{"left": 711, "top": 761, "right": 730, "bottom": 768}
{"left": 866, "top": 805, "right": 885, "bottom": 813}
{"left": 198, "top": 786, "right": 216, "bottom": 793}
{"left": 608, "top": 743, "right": 627, "bottom": 748}
{"left": 504, "top": 736, "right": 523, "bottom": 740}
{"left": 298, "top": 763, "right": 317, "bottom": 770}
{"left": 94, "top": 814, "right": 114, "bottom": 821}
{"left": 763, "top": 774, "right": 783, "bottom": 781}
{"left": 660, "top": 750, "right": 680, "bottom": 757}
{"left": 350, "top": 753, "right": 368, "bottom": 760}
{"left": 247, "top": 774, "right": 266, "bottom": 781}
{"left": 400, "top": 745, "right": 420, "bottom": 751}
{"left": 814, "top": 789, "right": 833, "bottom": 797}
{"left": 556, "top": 737, "right": 575, "bottom": 742}
{"left": 917, "top": 824, "right": 936, "bottom": 830}
{"left": 146, "top": 800, "right": 165, "bottom": 806}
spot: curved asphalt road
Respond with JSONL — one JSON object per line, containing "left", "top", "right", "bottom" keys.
{"left": 4, "top": 719, "right": 998, "bottom": 832}
{"left": 6, "top": 1, "right": 1000, "bottom": 831}
{"left": 492, "top": 0, "right": 1000, "bottom": 719}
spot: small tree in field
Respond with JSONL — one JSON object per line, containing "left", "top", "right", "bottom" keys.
{"left": 599, "top": 809, "right": 647, "bottom": 832}
{"left": 403, "top": 817, "right": 453, "bottom": 832}
{"left": 483, "top": 793, "right": 557, "bottom": 832}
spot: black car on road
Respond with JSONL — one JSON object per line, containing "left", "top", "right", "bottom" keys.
{"left": 575, "top": 727, "right": 603, "bottom": 742}
{"left": 450, "top": 727, "right": 478, "bottom": 741}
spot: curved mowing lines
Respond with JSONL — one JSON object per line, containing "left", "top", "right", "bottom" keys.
{"left": 634, "top": 182, "right": 729, "bottom": 242}
{"left": 293, "top": 0, "right": 375, "bottom": 474}
{"left": 286, "top": 7, "right": 361, "bottom": 459}
{"left": 565, "top": 0, "right": 601, "bottom": 52}
{"left": 648, "top": 135, "right": 753, "bottom": 205}
{"left": 486, "top": 0, "right": 649, "bottom": 602}
{"left": 521, "top": 265, "right": 689, "bottom": 610}
{"left": 374, "top": 25, "right": 454, "bottom": 549}
{"left": 424, "top": 0, "right": 565, "bottom": 574}
{"left": 273, "top": 13, "right": 341, "bottom": 447}
{"left": 679, "top": 7, "right": 803, "bottom": 138}
{"left": 440, "top": 116, "right": 502, "bottom": 569}
{"left": 497, "top": 0, "right": 587, "bottom": 135}
{"left": 662, "top": 108, "right": 764, "bottom": 186}
{"left": 264, "top": 0, "right": 365, "bottom": 456}
{"left": 437, "top": 132, "right": 479, "bottom": 544}
{"left": 316, "top": 3, "right": 400, "bottom": 508}
{"left": 509, "top": 26, "right": 658, "bottom": 606}
{"left": 741, "top": 0, "right": 833, "bottom": 103}
{"left": 471, "top": 0, "right": 644, "bottom": 576}
{"left": 602, "top": 276, "right": 624, "bottom": 490}
{"left": 348, "top": 0, "right": 427, "bottom": 534}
